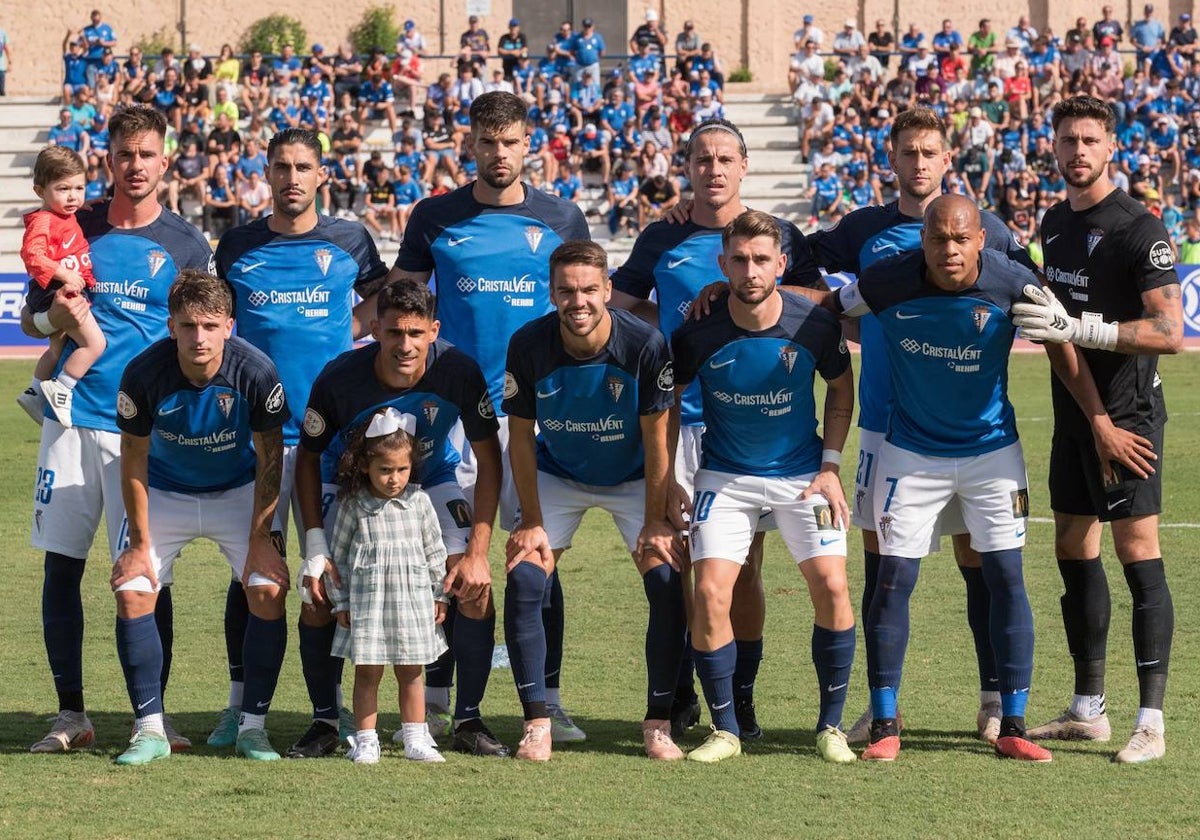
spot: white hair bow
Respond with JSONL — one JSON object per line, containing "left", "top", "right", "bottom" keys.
{"left": 365, "top": 407, "right": 417, "bottom": 438}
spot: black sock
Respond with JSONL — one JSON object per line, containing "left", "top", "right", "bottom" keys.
{"left": 1057, "top": 558, "right": 1109, "bottom": 696}
{"left": 1123, "top": 559, "right": 1173, "bottom": 710}
{"left": 43, "top": 553, "right": 86, "bottom": 711}
{"left": 224, "top": 578, "right": 248, "bottom": 685}
{"left": 155, "top": 585, "right": 174, "bottom": 698}
{"left": 297, "top": 620, "right": 338, "bottom": 720}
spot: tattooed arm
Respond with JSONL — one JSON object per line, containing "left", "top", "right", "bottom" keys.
{"left": 243, "top": 426, "right": 289, "bottom": 589}
{"left": 1116, "top": 284, "right": 1184, "bottom": 355}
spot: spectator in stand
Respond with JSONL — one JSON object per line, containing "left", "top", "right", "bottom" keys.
{"left": 849, "top": 44, "right": 884, "bottom": 84}
{"left": 794, "top": 14, "right": 825, "bottom": 51}
{"left": 236, "top": 167, "right": 270, "bottom": 223}
{"left": 202, "top": 164, "right": 237, "bottom": 238}
{"left": 637, "top": 170, "right": 677, "bottom": 226}
{"left": 575, "top": 122, "right": 610, "bottom": 183}
{"left": 400, "top": 19, "right": 428, "bottom": 56}
{"left": 804, "top": 160, "right": 842, "bottom": 228}
{"left": 320, "top": 150, "right": 358, "bottom": 218}
{"left": 66, "top": 86, "right": 96, "bottom": 129}
{"left": 362, "top": 165, "right": 397, "bottom": 239}
{"left": 898, "top": 23, "right": 925, "bottom": 70}
{"left": 152, "top": 46, "right": 180, "bottom": 78}
{"left": 498, "top": 19, "right": 527, "bottom": 80}
{"left": 180, "top": 70, "right": 211, "bottom": 129}
{"left": 167, "top": 138, "right": 208, "bottom": 214}
{"left": 268, "top": 90, "right": 300, "bottom": 132}
{"left": 1149, "top": 115, "right": 1182, "bottom": 186}
{"left": 1007, "top": 15, "right": 1038, "bottom": 51}
{"left": 884, "top": 65, "right": 916, "bottom": 110}
{"left": 1090, "top": 7, "right": 1120, "bottom": 49}
{"left": 240, "top": 50, "right": 270, "bottom": 117}
{"left": 206, "top": 111, "right": 240, "bottom": 166}
{"left": 62, "top": 32, "right": 89, "bottom": 102}
{"left": 392, "top": 48, "right": 423, "bottom": 114}
{"left": 450, "top": 62, "right": 484, "bottom": 104}
{"left": 184, "top": 44, "right": 213, "bottom": 86}
{"left": 1132, "top": 4, "right": 1167, "bottom": 68}
{"left": 0, "top": 25, "right": 12, "bottom": 97}
{"left": 994, "top": 38, "right": 1024, "bottom": 80}
{"left": 391, "top": 163, "right": 422, "bottom": 234}
{"left": 833, "top": 19, "right": 866, "bottom": 60}
{"left": 331, "top": 44, "right": 363, "bottom": 106}
{"left": 81, "top": 9, "right": 116, "bottom": 86}
{"left": 235, "top": 136, "right": 267, "bottom": 185}
{"left": 1179, "top": 217, "right": 1200, "bottom": 259}
{"left": 968, "top": 19, "right": 998, "bottom": 76}
{"left": 121, "top": 46, "right": 149, "bottom": 99}
{"left": 790, "top": 40, "right": 825, "bottom": 95}
{"left": 644, "top": 107, "right": 671, "bottom": 148}
{"left": 1066, "top": 17, "right": 1092, "bottom": 50}
{"left": 358, "top": 66, "right": 397, "bottom": 134}
{"left": 608, "top": 159, "right": 640, "bottom": 237}
{"left": 298, "top": 91, "right": 329, "bottom": 134}
{"left": 693, "top": 86, "right": 724, "bottom": 123}
{"left": 155, "top": 66, "right": 184, "bottom": 131}
{"left": 461, "top": 15, "right": 490, "bottom": 70}
{"left": 1004, "top": 61, "right": 1033, "bottom": 121}
{"left": 932, "top": 19, "right": 964, "bottom": 60}
{"left": 48, "top": 107, "right": 89, "bottom": 154}
{"left": 676, "top": 20, "right": 702, "bottom": 74}
{"left": 552, "top": 160, "right": 583, "bottom": 201}
{"left": 425, "top": 71, "right": 453, "bottom": 117}
{"left": 958, "top": 105, "right": 995, "bottom": 204}
{"left": 868, "top": 19, "right": 894, "bottom": 71}
{"left": 420, "top": 109, "right": 457, "bottom": 185}
{"left": 272, "top": 43, "right": 303, "bottom": 96}
{"left": 689, "top": 43, "right": 725, "bottom": 90}
{"left": 573, "top": 18, "right": 606, "bottom": 84}
{"left": 303, "top": 43, "right": 333, "bottom": 79}
{"left": 629, "top": 40, "right": 659, "bottom": 86}
{"left": 630, "top": 9, "right": 668, "bottom": 57}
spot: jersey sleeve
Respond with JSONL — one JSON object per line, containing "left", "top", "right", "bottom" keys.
{"left": 116, "top": 358, "right": 155, "bottom": 437}
{"left": 981, "top": 210, "right": 1037, "bottom": 270}
{"left": 816, "top": 319, "right": 852, "bottom": 381}
{"left": 669, "top": 326, "right": 700, "bottom": 387}
{"left": 806, "top": 220, "right": 860, "bottom": 274}
{"left": 455, "top": 354, "right": 502, "bottom": 440}
{"left": 247, "top": 359, "right": 291, "bottom": 433}
{"left": 1125, "top": 213, "right": 1180, "bottom": 293}
{"left": 610, "top": 234, "right": 659, "bottom": 300}
{"left": 638, "top": 330, "right": 675, "bottom": 414}
{"left": 500, "top": 333, "right": 538, "bottom": 420}
{"left": 348, "top": 227, "right": 389, "bottom": 297}
{"left": 393, "top": 203, "right": 437, "bottom": 273}
{"left": 299, "top": 364, "right": 340, "bottom": 453}
{"left": 780, "top": 219, "right": 827, "bottom": 289}
{"left": 20, "top": 212, "right": 59, "bottom": 289}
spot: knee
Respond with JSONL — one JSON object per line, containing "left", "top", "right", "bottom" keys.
{"left": 507, "top": 561, "right": 548, "bottom": 603}
{"left": 300, "top": 601, "right": 334, "bottom": 627}
{"left": 246, "top": 585, "right": 287, "bottom": 620}
{"left": 694, "top": 571, "right": 733, "bottom": 618}
{"left": 456, "top": 592, "right": 494, "bottom": 620}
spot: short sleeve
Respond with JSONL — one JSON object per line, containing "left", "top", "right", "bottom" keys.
{"left": 117, "top": 361, "right": 155, "bottom": 437}
{"left": 247, "top": 359, "right": 291, "bottom": 433}
{"left": 501, "top": 333, "right": 538, "bottom": 420}
{"left": 393, "top": 202, "right": 437, "bottom": 272}
{"left": 780, "top": 219, "right": 827, "bottom": 289}
{"left": 453, "top": 354, "right": 502, "bottom": 440}
{"left": 637, "top": 331, "right": 675, "bottom": 414}
{"left": 299, "top": 365, "right": 339, "bottom": 453}
{"left": 611, "top": 233, "right": 660, "bottom": 300}
{"left": 1126, "top": 214, "right": 1180, "bottom": 293}
{"left": 348, "top": 226, "right": 388, "bottom": 297}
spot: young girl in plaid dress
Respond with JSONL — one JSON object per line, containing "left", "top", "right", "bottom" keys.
{"left": 329, "top": 407, "right": 449, "bottom": 764}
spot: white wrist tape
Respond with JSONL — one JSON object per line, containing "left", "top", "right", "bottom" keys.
{"left": 821, "top": 448, "right": 843, "bottom": 467}
{"left": 1076, "top": 311, "right": 1119, "bottom": 351}
{"left": 301, "top": 527, "right": 330, "bottom": 579}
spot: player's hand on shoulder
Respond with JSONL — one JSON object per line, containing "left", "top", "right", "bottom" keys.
{"left": 686, "top": 280, "right": 730, "bottom": 321}
{"left": 111, "top": 546, "right": 157, "bottom": 591}
{"left": 664, "top": 198, "right": 694, "bottom": 225}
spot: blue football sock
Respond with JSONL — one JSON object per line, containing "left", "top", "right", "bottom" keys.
{"left": 42, "top": 552, "right": 85, "bottom": 709}
{"left": 116, "top": 613, "right": 164, "bottom": 720}
{"left": 224, "top": 578, "right": 248, "bottom": 685}
{"left": 865, "top": 555, "right": 921, "bottom": 710}
{"left": 425, "top": 600, "right": 456, "bottom": 689}
{"left": 958, "top": 564, "right": 999, "bottom": 692}
{"left": 505, "top": 561, "right": 549, "bottom": 717}
{"left": 452, "top": 610, "right": 495, "bottom": 722}
{"left": 732, "top": 637, "right": 764, "bottom": 702}
{"left": 675, "top": 631, "right": 697, "bottom": 702}
{"left": 813, "top": 625, "right": 855, "bottom": 730}
{"left": 694, "top": 641, "right": 739, "bottom": 735}
{"left": 242, "top": 613, "right": 287, "bottom": 719}
{"left": 870, "top": 686, "right": 898, "bottom": 720}
{"left": 543, "top": 569, "right": 564, "bottom": 690}
{"left": 642, "top": 563, "right": 686, "bottom": 719}
{"left": 155, "top": 585, "right": 174, "bottom": 698}
{"left": 298, "top": 619, "right": 338, "bottom": 720}
{"left": 980, "top": 549, "right": 1034, "bottom": 699}
{"left": 861, "top": 549, "right": 881, "bottom": 619}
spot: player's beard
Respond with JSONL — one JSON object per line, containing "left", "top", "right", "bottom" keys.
{"left": 479, "top": 163, "right": 521, "bottom": 190}
{"left": 1062, "top": 159, "right": 1104, "bottom": 190}
{"left": 731, "top": 282, "right": 773, "bottom": 306}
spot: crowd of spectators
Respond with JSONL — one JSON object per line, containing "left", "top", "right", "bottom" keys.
{"left": 48, "top": 8, "right": 736, "bottom": 242}
{"left": 792, "top": 4, "right": 1200, "bottom": 258}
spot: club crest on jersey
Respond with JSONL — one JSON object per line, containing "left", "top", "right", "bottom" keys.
{"left": 779, "top": 347, "right": 798, "bottom": 374}
{"left": 302, "top": 408, "right": 325, "bottom": 437}
{"left": 878, "top": 514, "right": 893, "bottom": 541}
{"left": 524, "top": 226, "right": 544, "bottom": 253}
{"left": 1087, "top": 227, "right": 1104, "bottom": 256}
{"left": 657, "top": 361, "right": 674, "bottom": 391}
{"left": 422, "top": 400, "right": 440, "bottom": 425}
{"left": 478, "top": 394, "right": 496, "bottom": 420}
{"left": 147, "top": 250, "right": 167, "bottom": 278}
{"left": 264, "top": 383, "right": 285, "bottom": 414}
{"left": 607, "top": 376, "right": 625, "bottom": 402}
{"left": 216, "top": 390, "right": 234, "bottom": 418}
{"left": 1149, "top": 240, "right": 1175, "bottom": 271}
{"left": 117, "top": 390, "right": 137, "bottom": 419}
{"left": 972, "top": 305, "right": 991, "bottom": 334}
{"left": 502, "top": 371, "right": 518, "bottom": 400}
{"left": 313, "top": 248, "right": 332, "bottom": 277}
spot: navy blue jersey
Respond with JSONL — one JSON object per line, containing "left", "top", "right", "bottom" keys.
{"left": 844, "top": 248, "right": 1035, "bottom": 457}
{"left": 808, "top": 201, "right": 1034, "bottom": 434}
{"left": 393, "top": 183, "right": 591, "bottom": 414}
{"left": 300, "top": 339, "right": 499, "bottom": 487}
{"left": 612, "top": 217, "right": 824, "bottom": 427}
{"left": 60, "top": 204, "right": 214, "bottom": 432}
{"left": 117, "top": 336, "right": 289, "bottom": 493}
{"left": 672, "top": 294, "right": 850, "bottom": 477}
{"left": 216, "top": 216, "right": 387, "bottom": 445}
{"left": 502, "top": 308, "right": 674, "bottom": 486}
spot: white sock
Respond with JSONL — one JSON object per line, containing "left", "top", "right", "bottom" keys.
{"left": 57, "top": 373, "right": 78, "bottom": 390}
{"left": 426, "top": 685, "right": 451, "bottom": 709}
{"left": 1135, "top": 707, "right": 1165, "bottom": 733}
{"left": 355, "top": 728, "right": 378, "bottom": 744}
{"left": 137, "top": 713, "right": 166, "bottom": 736}
{"left": 1070, "top": 693, "right": 1105, "bottom": 719}
{"left": 546, "top": 688, "right": 563, "bottom": 707}
{"left": 401, "top": 722, "right": 427, "bottom": 748}
{"left": 238, "top": 711, "right": 266, "bottom": 734}
{"left": 980, "top": 690, "right": 1001, "bottom": 707}
{"left": 229, "top": 681, "right": 245, "bottom": 708}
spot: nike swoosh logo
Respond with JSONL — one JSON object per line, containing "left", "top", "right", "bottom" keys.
{"left": 314, "top": 707, "right": 333, "bottom": 714}
{"left": 652, "top": 690, "right": 672, "bottom": 697}
{"left": 158, "top": 405, "right": 184, "bottom": 416}
{"left": 819, "top": 537, "right": 839, "bottom": 546}
{"left": 517, "top": 681, "right": 536, "bottom": 689}
{"left": 537, "top": 386, "right": 563, "bottom": 398}
{"left": 871, "top": 241, "right": 898, "bottom": 254}
{"left": 667, "top": 256, "right": 692, "bottom": 269}
{"left": 1107, "top": 498, "right": 1127, "bottom": 510}
{"left": 1044, "top": 233, "right": 1061, "bottom": 245}
{"left": 464, "top": 705, "right": 480, "bottom": 712}
{"left": 1136, "top": 659, "right": 1160, "bottom": 668}
{"left": 448, "top": 235, "right": 473, "bottom": 246}
{"left": 256, "top": 700, "right": 270, "bottom": 709}
{"left": 242, "top": 260, "right": 267, "bottom": 272}
{"left": 1015, "top": 528, "right": 1027, "bottom": 538}
{"left": 709, "top": 358, "right": 735, "bottom": 369}
{"left": 826, "top": 683, "right": 848, "bottom": 692}
{"left": 63, "top": 234, "right": 77, "bottom": 249}
{"left": 137, "top": 698, "right": 156, "bottom": 710}
{"left": 895, "top": 312, "right": 921, "bottom": 320}
{"left": 712, "top": 701, "right": 731, "bottom": 710}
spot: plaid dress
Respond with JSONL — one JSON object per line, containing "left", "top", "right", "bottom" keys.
{"left": 328, "top": 485, "right": 450, "bottom": 665}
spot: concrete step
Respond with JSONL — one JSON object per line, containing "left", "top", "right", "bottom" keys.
{"left": 722, "top": 100, "right": 796, "bottom": 126}
{"left": 0, "top": 151, "right": 41, "bottom": 170}
{"left": 0, "top": 137, "right": 52, "bottom": 155}
{"left": 1, "top": 104, "right": 64, "bottom": 128}
{"left": 741, "top": 173, "right": 807, "bottom": 196}
{"left": 747, "top": 147, "right": 804, "bottom": 172}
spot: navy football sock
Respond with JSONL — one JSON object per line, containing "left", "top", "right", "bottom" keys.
{"left": 506, "top": 562, "right": 549, "bottom": 719}
{"left": 732, "top": 637, "right": 764, "bottom": 702}
{"left": 958, "top": 564, "right": 999, "bottom": 692}
{"left": 675, "top": 632, "right": 698, "bottom": 703}
{"left": 224, "top": 578, "right": 248, "bottom": 685}
{"left": 980, "top": 549, "right": 1034, "bottom": 700}
{"left": 453, "top": 611, "right": 496, "bottom": 722}
{"left": 861, "top": 549, "right": 881, "bottom": 619}
{"left": 642, "top": 563, "right": 686, "bottom": 720}
{"left": 865, "top": 555, "right": 920, "bottom": 711}
{"left": 425, "top": 600, "right": 456, "bottom": 689}
{"left": 116, "top": 613, "right": 164, "bottom": 720}
{"left": 1123, "top": 559, "right": 1173, "bottom": 710}
{"left": 242, "top": 613, "right": 287, "bottom": 718}
{"left": 543, "top": 569, "right": 564, "bottom": 690}
{"left": 694, "top": 641, "right": 739, "bottom": 735}
{"left": 155, "top": 585, "right": 174, "bottom": 698}
{"left": 298, "top": 619, "right": 338, "bottom": 720}
{"left": 813, "top": 624, "right": 855, "bottom": 731}
{"left": 43, "top": 552, "right": 85, "bottom": 711}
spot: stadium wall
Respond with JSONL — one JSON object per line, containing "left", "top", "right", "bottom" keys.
{"left": 4, "top": 1, "right": 1177, "bottom": 96}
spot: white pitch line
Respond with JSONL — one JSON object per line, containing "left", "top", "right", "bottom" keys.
{"left": 1027, "top": 516, "right": 1200, "bottom": 529}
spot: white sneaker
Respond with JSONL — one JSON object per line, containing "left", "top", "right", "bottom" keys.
{"left": 1115, "top": 725, "right": 1166, "bottom": 764}
{"left": 404, "top": 739, "right": 446, "bottom": 762}
{"left": 30, "top": 710, "right": 95, "bottom": 753}
{"left": 346, "top": 735, "right": 380, "bottom": 764}
{"left": 16, "top": 387, "right": 45, "bottom": 425}
{"left": 548, "top": 704, "right": 586, "bottom": 742}
{"left": 40, "top": 379, "right": 73, "bottom": 428}
{"left": 977, "top": 701, "right": 1002, "bottom": 745}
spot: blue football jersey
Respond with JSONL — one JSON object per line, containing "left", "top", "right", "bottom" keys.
{"left": 117, "top": 336, "right": 289, "bottom": 493}
{"left": 503, "top": 308, "right": 674, "bottom": 486}
{"left": 846, "top": 248, "right": 1034, "bottom": 457}
{"left": 393, "top": 183, "right": 591, "bottom": 413}
{"left": 612, "top": 217, "right": 824, "bottom": 427}
{"left": 300, "top": 339, "right": 499, "bottom": 487}
{"left": 808, "top": 201, "right": 1033, "bottom": 433}
{"left": 216, "top": 216, "right": 387, "bottom": 445}
{"left": 672, "top": 294, "right": 850, "bottom": 477}
{"left": 62, "top": 203, "right": 214, "bottom": 432}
